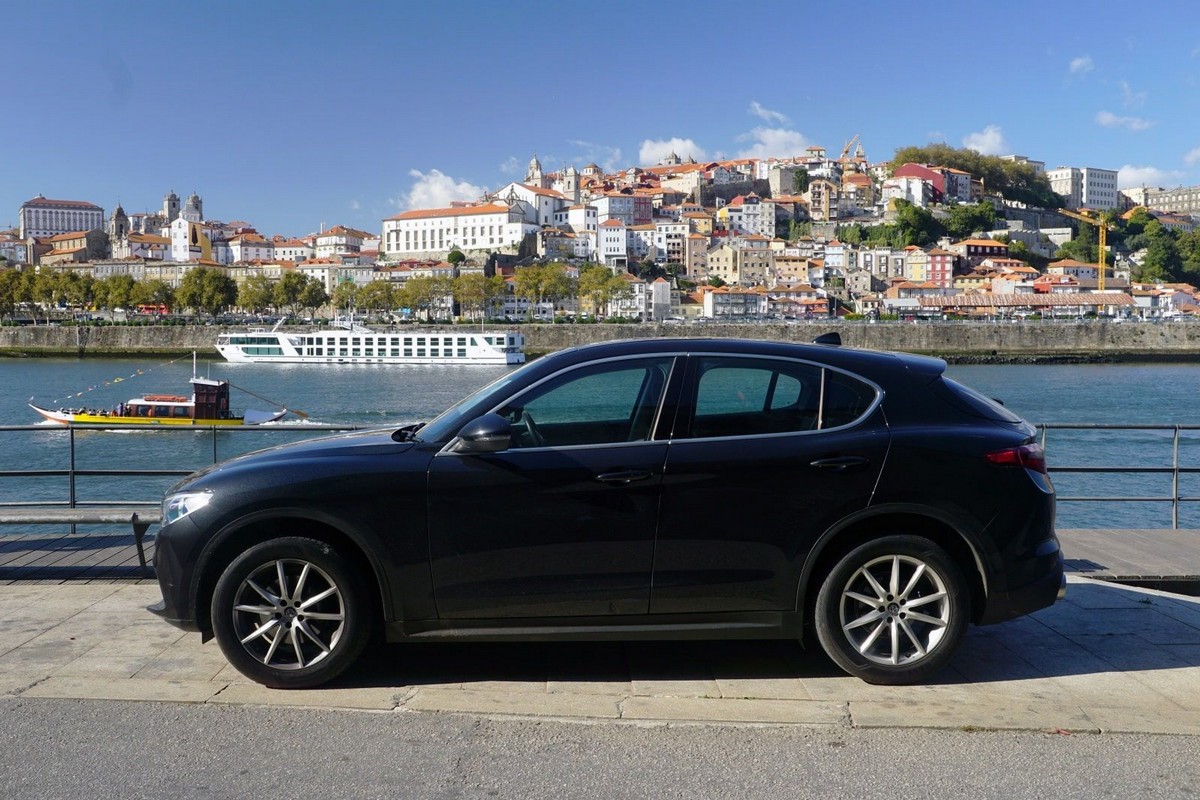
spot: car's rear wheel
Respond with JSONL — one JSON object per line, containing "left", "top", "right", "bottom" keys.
{"left": 211, "top": 537, "right": 372, "bottom": 689}
{"left": 814, "top": 535, "right": 967, "bottom": 685}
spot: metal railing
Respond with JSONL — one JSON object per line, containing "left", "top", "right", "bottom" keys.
{"left": 1039, "top": 423, "right": 1200, "bottom": 529}
{"left": 0, "top": 423, "right": 369, "bottom": 511}
{"left": 3, "top": 422, "right": 1200, "bottom": 528}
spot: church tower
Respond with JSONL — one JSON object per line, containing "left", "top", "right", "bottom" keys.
{"left": 163, "top": 190, "right": 180, "bottom": 223}
{"left": 525, "top": 154, "right": 546, "bottom": 189}
{"left": 182, "top": 192, "right": 203, "bottom": 223}
{"left": 109, "top": 203, "right": 128, "bottom": 239}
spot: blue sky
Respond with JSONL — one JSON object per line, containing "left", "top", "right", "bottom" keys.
{"left": 5, "top": 0, "right": 1200, "bottom": 239}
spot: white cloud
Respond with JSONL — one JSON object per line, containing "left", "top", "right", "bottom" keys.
{"left": 748, "top": 101, "right": 789, "bottom": 125}
{"left": 1095, "top": 111, "right": 1155, "bottom": 131}
{"left": 639, "top": 137, "right": 706, "bottom": 166}
{"left": 1069, "top": 55, "right": 1094, "bottom": 75}
{"left": 1184, "top": 146, "right": 1200, "bottom": 165}
{"left": 1118, "top": 80, "right": 1147, "bottom": 108}
{"left": 734, "top": 127, "right": 810, "bottom": 159}
{"left": 498, "top": 156, "right": 521, "bottom": 175}
{"left": 962, "top": 125, "right": 1008, "bottom": 156}
{"left": 567, "top": 139, "right": 623, "bottom": 172}
{"left": 400, "top": 169, "right": 486, "bottom": 210}
{"left": 1118, "top": 165, "right": 1183, "bottom": 189}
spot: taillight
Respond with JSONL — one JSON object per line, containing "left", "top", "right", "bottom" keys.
{"left": 986, "top": 443, "right": 1047, "bottom": 474}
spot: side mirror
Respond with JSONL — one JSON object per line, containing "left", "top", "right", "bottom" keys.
{"left": 451, "top": 413, "right": 512, "bottom": 454}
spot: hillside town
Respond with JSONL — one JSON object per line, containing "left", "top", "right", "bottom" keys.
{"left": 4, "top": 139, "right": 1200, "bottom": 323}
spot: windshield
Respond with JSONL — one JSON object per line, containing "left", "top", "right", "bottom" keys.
{"left": 416, "top": 364, "right": 534, "bottom": 442}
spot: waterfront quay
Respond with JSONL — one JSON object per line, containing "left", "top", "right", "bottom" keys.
{"left": 2, "top": 530, "right": 1200, "bottom": 736}
{"left": 6, "top": 319, "right": 1200, "bottom": 361}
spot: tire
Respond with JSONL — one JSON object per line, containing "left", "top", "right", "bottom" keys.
{"left": 211, "top": 536, "right": 373, "bottom": 689}
{"left": 814, "top": 535, "right": 968, "bottom": 685}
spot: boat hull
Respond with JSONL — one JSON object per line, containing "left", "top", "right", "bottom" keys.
{"left": 29, "top": 405, "right": 285, "bottom": 426}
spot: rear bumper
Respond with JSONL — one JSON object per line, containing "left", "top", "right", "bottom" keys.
{"left": 978, "top": 545, "right": 1065, "bottom": 625}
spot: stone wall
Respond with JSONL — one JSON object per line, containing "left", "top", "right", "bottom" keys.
{"left": 3, "top": 321, "right": 1200, "bottom": 361}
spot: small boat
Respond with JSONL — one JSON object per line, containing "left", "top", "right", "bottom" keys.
{"left": 30, "top": 375, "right": 288, "bottom": 426}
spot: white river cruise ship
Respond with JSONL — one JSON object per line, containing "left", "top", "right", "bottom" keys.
{"left": 216, "top": 319, "right": 525, "bottom": 365}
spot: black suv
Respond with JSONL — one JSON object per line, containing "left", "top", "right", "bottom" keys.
{"left": 149, "top": 338, "right": 1064, "bottom": 688}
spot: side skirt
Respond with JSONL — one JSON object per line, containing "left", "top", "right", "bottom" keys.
{"left": 386, "top": 611, "right": 801, "bottom": 643}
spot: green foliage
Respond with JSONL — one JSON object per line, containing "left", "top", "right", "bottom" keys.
{"left": 176, "top": 267, "right": 237, "bottom": 317}
{"left": 945, "top": 203, "right": 998, "bottom": 240}
{"left": 446, "top": 247, "right": 466, "bottom": 265}
{"left": 273, "top": 271, "right": 309, "bottom": 314}
{"left": 453, "top": 272, "right": 506, "bottom": 320}
{"left": 791, "top": 168, "right": 810, "bottom": 194}
{"left": 513, "top": 262, "right": 574, "bottom": 318}
{"left": 889, "top": 144, "right": 1063, "bottom": 208}
{"left": 578, "top": 264, "right": 630, "bottom": 316}
{"left": 331, "top": 281, "right": 359, "bottom": 311}
{"left": 298, "top": 279, "right": 328, "bottom": 316}
{"left": 356, "top": 280, "right": 395, "bottom": 315}
{"left": 787, "top": 220, "right": 812, "bottom": 240}
{"left": 238, "top": 274, "right": 274, "bottom": 314}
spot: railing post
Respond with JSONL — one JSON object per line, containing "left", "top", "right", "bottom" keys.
{"left": 212, "top": 426, "right": 218, "bottom": 464}
{"left": 1173, "top": 425, "right": 1181, "bottom": 530}
{"left": 68, "top": 426, "right": 76, "bottom": 508}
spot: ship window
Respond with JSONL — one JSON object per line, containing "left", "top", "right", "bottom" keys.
{"left": 154, "top": 405, "right": 169, "bottom": 417}
{"left": 173, "top": 406, "right": 190, "bottom": 418}
{"left": 458, "top": 348, "right": 467, "bottom": 357}
{"left": 404, "top": 348, "right": 413, "bottom": 356}
{"left": 417, "top": 349, "right": 426, "bottom": 357}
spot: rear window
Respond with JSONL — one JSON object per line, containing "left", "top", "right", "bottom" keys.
{"left": 936, "top": 377, "right": 1025, "bottom": 424}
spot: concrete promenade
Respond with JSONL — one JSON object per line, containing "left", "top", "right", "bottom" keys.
{"left": 2, "top": 575, "right": 1200, "bottom": 736}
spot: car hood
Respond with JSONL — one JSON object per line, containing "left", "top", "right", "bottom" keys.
{"left": 174, "top": 429, "right": 418, "bottom": 488}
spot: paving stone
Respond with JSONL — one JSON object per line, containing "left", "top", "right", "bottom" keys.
{"left": 402, "top": 686, "right": 621, "bottom": 718}
{"left": 850, "top": 699, "right": 1098, "bottom": 733}
{"left": 21, "top": 676, "right": 222, "bottom": 704}
{"left": 210, "top": 682, "right": 401, "bottom": 710}
{"left": 622, "top": 696, "right": 844, "bottom": 725}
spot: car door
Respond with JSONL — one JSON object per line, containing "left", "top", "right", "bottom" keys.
{"left": 651, "top": 354, "right": 889, "bottom": 614}
{"left": 426, "top": 355, "right": 677, "bottom": 619}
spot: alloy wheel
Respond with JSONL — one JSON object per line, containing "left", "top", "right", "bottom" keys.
{"left": 229, "top": 558, "right": 346, "bottom": 670}
{"left": 838, "top": 554, "right": 951, "bottom": 666}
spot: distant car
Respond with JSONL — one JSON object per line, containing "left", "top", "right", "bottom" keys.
{"left": 149, "top": 337, "right": 1064, "bottom": 689}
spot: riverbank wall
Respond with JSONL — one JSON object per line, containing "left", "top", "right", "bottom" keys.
{"left": 3, "top": 321, "right": 1200, "bottom": 362}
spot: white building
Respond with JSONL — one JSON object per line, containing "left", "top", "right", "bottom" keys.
{"left": 315, "top": 226, "right": 370, "bottom": 259}
{"left": 1047, "top": 166, "right": 1119, "bottom": 210}
{"left": 229, "top": 230, "right": 275, "bottom": 263}
{"left": 273, "top": 238, "right": 315, "bottom": 262}
{"left": 598, "top": 219, "right": 628, "bottom": 268}
{"left": 381, "top": 202, "right": 538, "bottom": 260}
{"left": 723, "top": 193, "right": 776, "bottom": 238}
{"left": 19, "top": 196, "right": 104, "bottom": 239}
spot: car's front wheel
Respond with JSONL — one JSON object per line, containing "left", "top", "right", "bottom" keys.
{"left": 814, "top": 535, "right": 967, "bottom": 685}
{"left": 211, "top": 537, "right": 372, "bottom": 689}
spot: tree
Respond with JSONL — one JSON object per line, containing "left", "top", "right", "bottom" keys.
{"left": 298, "top": 279, "right": 329, "bottom": 319}
{"left": 578, "top": 264, "right": 628, "bottom": 317}
{"left": 331, "top": 281, "right": 359, "bottom": 313}
{"left": 356, "top": 280, "right": 395, "bottom": 317}
{"left": 238, "top": 274, "right": 275, "bottom": 315}
{"left": 446, "top": 247, "right": 466, "bottom": 265}
{"left": 513, "top": 262, "right": 572, "bottom": 319}
{"left": 0, "top": 269, "right": 20, "bottom": 320}
{"left": 945, "top": 203, "right": 998, "bottom": 240}
{"left": 273, "top": 271, "right": 309, "bottom": 316}
{"left": 94, "top": 274, "right": 136, "bottom": 315}
{"left": 791, "top": 168, "right": 810, "bottom": 194}
{"left": 1141, "top": 236, "right": 1183, "bottom": 282}
{"left": 177, "top": 267, "right": 237, "bottom": 318}
{"left": 453, "top": 272, "right": 506, "bottom": 321}
{"left": 889, "top": 144, "right": 1063, "bottom": 208}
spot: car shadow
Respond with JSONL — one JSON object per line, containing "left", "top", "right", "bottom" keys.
{"left": 320, "top": 579, "right": 1200, "bottom": 691}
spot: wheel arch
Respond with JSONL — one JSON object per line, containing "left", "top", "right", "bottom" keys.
{"left": 191, "top": 507, "right": 392, "bottom": 637}
{"left": 796, "top": 507, "right": 990, "bottom": 628}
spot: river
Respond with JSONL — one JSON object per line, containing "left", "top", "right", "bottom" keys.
{"left": 3, "top": 356, "right": 1200, "bottom": 528}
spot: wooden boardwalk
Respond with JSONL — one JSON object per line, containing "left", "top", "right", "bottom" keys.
{"left": 2, "top": 527, "right": 1199, "bottom": 591}
{"left": 0, "top": 528, "right": 156, "bottom": 584}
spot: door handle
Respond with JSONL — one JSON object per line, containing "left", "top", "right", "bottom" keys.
{"left": 810, "top": 456, "right": 869, "bottom": 472}
{"left": 595, "top": 470, "right": 653, "bottom": 485}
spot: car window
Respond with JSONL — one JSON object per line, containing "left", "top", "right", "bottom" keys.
{"left": 498, "top": 357, "right": 674, "bottom": 448}
{"left": 685, "top": 357, "right": 875, "bottom": 438}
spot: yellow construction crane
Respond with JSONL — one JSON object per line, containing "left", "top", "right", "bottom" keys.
{"left": 1057, "top": 208, "right": 1114, "bottom": 291}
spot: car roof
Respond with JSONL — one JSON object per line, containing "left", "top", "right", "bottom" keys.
{"left": 541, "top": 336, "right": 945, "bottom": 381}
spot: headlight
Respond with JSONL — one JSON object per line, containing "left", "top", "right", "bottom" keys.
{"left": 163, "top": 491, "right": 212, "bottom": 525}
